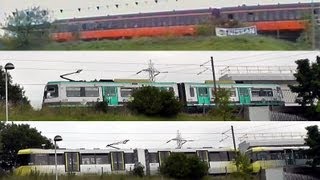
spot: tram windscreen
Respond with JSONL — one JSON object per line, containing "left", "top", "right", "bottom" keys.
{"left": 17, "top": 154, "right": 31, "bottom": 166}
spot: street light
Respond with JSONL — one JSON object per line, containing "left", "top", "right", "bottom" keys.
{"left": 54, "top": 135, "right": 63, "bottom": 180}
{"left": 4, "top": 63, "right": 14, "bottom": 122}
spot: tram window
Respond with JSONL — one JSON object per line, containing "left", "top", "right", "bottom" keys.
{"left": 81, "top": 154, "right": 95, "bottom": 164}
{"left": 190, "top": 87, "right": 195, "bottom": 97}
{"left": 66, "top": 87, "right": 81, "bottom": 97}
{"left": 209, "top": 152, "right": 228, "bottom": 161}
{"left": 148, "top": 153, "right": 159, "bottom": 163}
{"left": 274, "top": 11, "right": 280, "bottom": 20}
{"left": 198, "top": 87, "right": 208, "bottom": 96}
{"left": 251, "top": 88, "right": 273, "bottom": 97}
{"left": 48, "top": 154, "right": 64, "bottom": 165}
{"left": 197, "top": 151, "right": 209, "bottom": 162}
{"left": 228, "top": 14, "right": 234, "bottom": 20}
{"left": 124, "top": 153, "right": 135, "bottom": 164}
{"left": 120, "top": 88, "right": 133, "bottom": 97}
{"left": 34, "top": 154, "right": 48, "bottom": 165}
{"left": 270, "top": 151, "right": 283, "bottom": 160}
{"left": 17, "top": 154, "right": 31, "bottom": 166}
{"left": 111, "top": 152, "right": 125, "bottom": 171}
{"left": 85, "top": 87, "right": 99, "bottom": 97}
{"left": 105, "top": 87, "right": 116, "bottom": 96}
{"left": 96, "top": 154, "right": 110, "bottom": 164}
{"left": 247, "top": 12, "right": 254, "bottom": 21}
{"left": 45, "top": 85, "right": 59, "bottom": 98}
{"left": 257, "top": 152, "right": 271, "bottom": 160}
{"left": 184, "top": 152, "right": 196, "bottom": 157}
{"left": 288, "top": 11, "right": 295, "bottom": 20}
{"left": 228, "top": 151, "right": 236, "bottom": 161}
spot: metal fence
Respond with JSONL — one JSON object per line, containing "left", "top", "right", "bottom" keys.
{"left": 284, "top": 172, "right": 320, "bottom": 180}
{"left": 270, "top": 111, "right": 308, "bottom": 121}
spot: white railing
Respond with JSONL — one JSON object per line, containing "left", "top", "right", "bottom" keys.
{"left": 220, "top": 66, "right": 296, "bottom": 76}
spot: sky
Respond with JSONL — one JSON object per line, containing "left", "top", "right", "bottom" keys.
{"left": 14, "top": 121, "right": 320, "bottom": 149}
{"left": 1, "top": 51, "right": 319, "bottom": 108}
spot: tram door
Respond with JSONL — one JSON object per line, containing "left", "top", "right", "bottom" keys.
{"left": 64, "top": 152, "right": 80, "bottom": 173}
{"left": 197, "top": 87, "right": 210, "bottom": 105}
{"left": 158, "top": 151, "right": 171, "bottom": 166}
{"left": 110, "top": 152, "right": 125, "bottom": 171}
{"left": 238, "top": 88, "right": 251, "bottom": 105}
{"left": 197, "top": 150, "right": 209, "bottom": 167}
{"left": 284, "top": 149, "right": 295, "bottom": 165}
{"left": 102, "top": 86, "right": 118, "bottom": 106}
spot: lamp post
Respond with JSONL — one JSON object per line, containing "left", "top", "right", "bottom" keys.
{"left": 4, "top": 63, "right": 14, "bottom": 122}
{"left": 54, "top": 135, "right": 63, "bottom": 180}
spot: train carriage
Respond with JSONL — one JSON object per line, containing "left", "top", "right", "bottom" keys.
{"left": 245, "top": 146, "right": 310, "bottom": 173}
{"left": 178, "top": 83, "right": 283, "bottom": 108}
{"left": 43, "top": 80, "right": 179, "bottom": 107}
{"left": 14, "top": 147, "right": 237, "bottom": 176}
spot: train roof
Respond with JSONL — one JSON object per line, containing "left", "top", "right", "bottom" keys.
{"left": 18, "top": 147, "right": 235, "bottom": 155}
{"left": 247, "top": 146, "right": 309, "bottom": 152}
{"left": 54, "top": 8, "right": 217, "bottom": 24}
{"left": 221, "top": 2, "right": 320, "bottom": 12}
{"left": 183, "top": 82, "right": 280, "bottom": 87}
{"left": 47, "top": 81, "right": 176, "bottom": 85}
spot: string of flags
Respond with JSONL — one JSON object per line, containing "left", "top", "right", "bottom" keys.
{"left": 11, "top": 0, "right": 180, "bottom": 16}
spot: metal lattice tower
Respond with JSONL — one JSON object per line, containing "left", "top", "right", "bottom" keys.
{"left": 166, "top": 130, "right": 194, "bottom": 149}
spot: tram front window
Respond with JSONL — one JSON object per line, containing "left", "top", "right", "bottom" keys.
{"left": 17, "top": 154, "right": 31, "bottom": 166}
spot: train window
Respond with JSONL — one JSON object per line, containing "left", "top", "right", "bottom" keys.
{"left": 256, "top": 152, "right": 271, "bottom": 160}
{"left": 124, "top": 153, "right": 135, "bottom": 164}
{"left": 270, "top": 151, "right": 284, "bottom": 160}
{"left": 96, "top": 154, "right": 110, "bottom": 164}
{"left": 184, "top": 152, "right": 196, "bottom": 157}
{"left": 34, "top": 154, "right": 49, "bottom": 165}
{"left": 247, "top": 12, "right": 254, "bottom": 22}
{"left": 198, "top": 87, "right": 208, "bottom": 96}
{"left": 227, "top": 151, "right": 236, "bottom": 161}
{"left": 66, "top": 87, "right": 81, "bottom": 97}
{"left": 190, "top": 87, "right": 195, "bottom": 97}
{"left": 45, "top": 85, "right": 59, "bottom": 98}
{"left": 82, "top": 23, "right": 87, "bottom": 31}
{"left": 48, "top": 154, "right": 64, "bottom": 165}
{"left": 288, "top": 11, "right": 295, "bottom": 20}
{"left": 148, "top": 153, "right": 159, "bottom": 163}
{"left": 227, "top": 14, "right": 234, "bottom": 20}
{"left": 120, "top": 88, "right": 133, "bottom": 97}
{"left": 208, "top": 152, "right": 228, "bottom": 161}
{"left": 105, "top": 87, "right": 116, "bottom": 96}
{"left": 81, "top": 154, "right": 96, "bottom": 164}
{"left": 17, "top": 154, "right": 31, "bottom": 166}
{"left": 85, "top": 87, "right": 99, "bottom": 97}
{"left": 274, "top": 11, "right": 280, "bottom": 21}
{"left": 251, "top": 88, "right": 273, "bottom": 97}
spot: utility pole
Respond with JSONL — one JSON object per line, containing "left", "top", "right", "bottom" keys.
{"left": 211, "top": 56, "right": 217, "bottom": 94}
{"left": 231, "top": 126, "right": 237, "bottom": 152}
{"left": 136, "top": 60, "right": 167, "bottom": 82}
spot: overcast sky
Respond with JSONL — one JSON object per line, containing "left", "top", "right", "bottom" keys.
{"left": 13, "top": 121, "right": 320, "bottom": 149}
{"left": 1, "top": 51, "right": 319, "bottom": 108}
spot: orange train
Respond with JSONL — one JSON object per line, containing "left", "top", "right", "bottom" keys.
{"left": 51, "top": 2, "right": 320, "bottom": 42}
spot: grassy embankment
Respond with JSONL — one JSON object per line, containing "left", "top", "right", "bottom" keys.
{"left": 37, "top": 35, "right": 308, "bottom": 50}
{"left": 0, "top": 106, "right": 243, "bottom": 121}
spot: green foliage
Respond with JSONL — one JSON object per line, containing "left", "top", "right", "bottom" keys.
{"left": 128, "top": 86, "right": 182, "bottom": 117}
{"left": 160, "top": 153, "right": 208, "bottom": 179}
{"left": 0, "top": 122, "right": 54, "bottom": 170}
{"left": 94, "top": 102, "right": 108, "bottom": 113}
{"left": 289, "top": 56, "right": 320, "bottom": 107}
{"left": 131, "top": 163, "right": 144, "bottom": 177}
{"left": 209, "top": 88, "right": 235, "bottom": 120}
{"left": 3, "top": 7, "right": 51, "bottom": 50}
{"left": 233, "top": 153, "right": 253, "bottom": 179}
{"left": 196, "top": 18, "right": 244, "bottom": 36}
{"left": 304, "top": 125, "right": 320, "bottom": 168}
{"left": 42, "top": 36, "right": 308, "bottom": 50}
{"left": 0, "top": 68, "right": 30, "bottom": 106}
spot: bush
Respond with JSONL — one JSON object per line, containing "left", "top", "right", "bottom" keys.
{"left": 128, "top": 86, "right": 182, "bottom": 117}
{"left": 131, "top": 162, "right": 144, "bottom": 177}
{"left": 94, "top": 102, "right": 108, "bottom": 113}
{"left": 160, "top": 153, "right": 208, "bottom": 179}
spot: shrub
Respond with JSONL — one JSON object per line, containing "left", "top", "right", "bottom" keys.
{"left": 131, "top": 162, "right": 144, "bottom": 177}
{"left": 94, "top": 102, "right": 108, "bottom": 113}
{"left": 128, "top": 86, "right": 182, "bottom": 117}
{"left": 160, "top": 153, "right": 208, "bottom": 179}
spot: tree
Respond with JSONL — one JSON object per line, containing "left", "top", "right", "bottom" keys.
{"left": 128, "top": 86, "right": 182, "bottom": 117}
{"left": 289, "top": 56, "right": 320, "bottom": 107}
{"left": 0, "top": 68, "right": 30, "bottom": 106}
{"left": 160, "top": 153, "right": 208, "bottom": 179}
{"left": 304, "top": 125, "right": 320, "bottom": 168}
{"left": 3, "top": 7, "right": 51, "bottom": 50}
{"left": 0, "top": 122, "right": 54, "bottom": 171}
{"left": 209, "top": 88, "right": 235, "bottom": 120}
{"left": 233, "top": 153, "right": 253, "bottom": 179}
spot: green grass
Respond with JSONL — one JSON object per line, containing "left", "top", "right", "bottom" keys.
{"left": 0, "top": 106, "right": 244, "bottom": 121}
{"left": 41, "top": 35, "right": 309, "bottom": 50}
